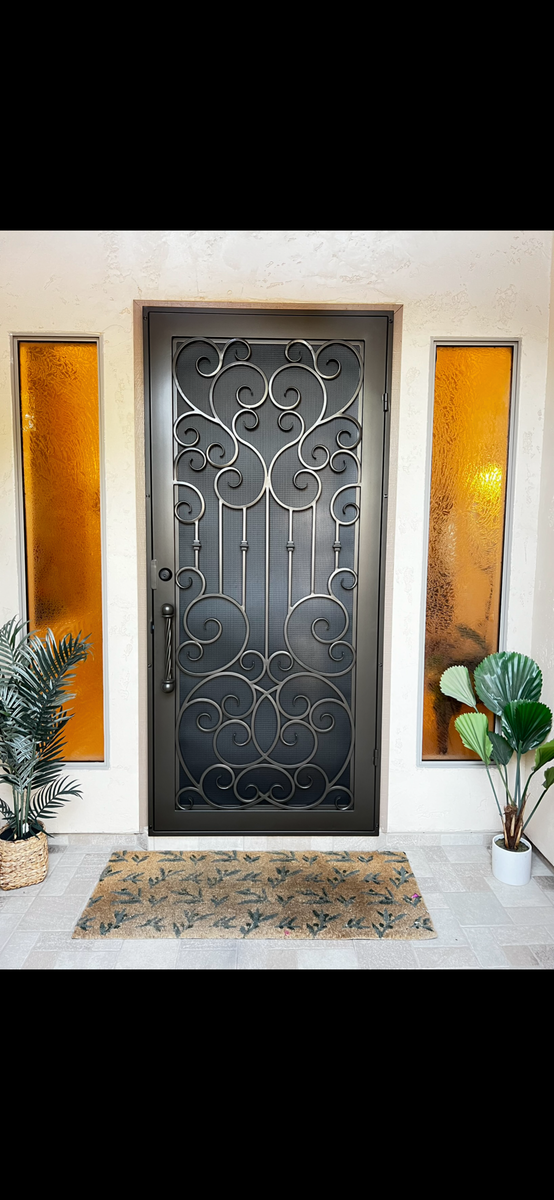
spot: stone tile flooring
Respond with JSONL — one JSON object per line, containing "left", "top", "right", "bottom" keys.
{"left": 1, "top": 831, "right": 553, "bottom": 969}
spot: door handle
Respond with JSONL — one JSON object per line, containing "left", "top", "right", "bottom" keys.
{"left": 161, "top": 603, "right": 175, "bottom": 692}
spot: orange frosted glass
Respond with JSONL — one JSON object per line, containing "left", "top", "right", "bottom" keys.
{"left": 423, "top": 346, "right": 512, "bottom": 760}
{"left": 19, "top": 342, "right": 104, "bottom": 761}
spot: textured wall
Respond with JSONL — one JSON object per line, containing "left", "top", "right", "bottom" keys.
{"left": 0, "top": 230, "right": 551, "bottom": 833}
{"left": 529, "top": 247, "right": 554, "bottom": 862}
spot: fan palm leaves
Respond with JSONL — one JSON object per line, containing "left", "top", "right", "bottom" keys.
{"left": 0, "top": 617, "right": 92, "bottom": 841}
{"left": 440, "top": 652, "right": 554, "bottom": 850}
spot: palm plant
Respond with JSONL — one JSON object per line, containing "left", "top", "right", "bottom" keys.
{"left": 0, "top": 617, "right": 92, "bottom": 841}
{"left": 440, "top": 651, "right": 554, "bottom": 850}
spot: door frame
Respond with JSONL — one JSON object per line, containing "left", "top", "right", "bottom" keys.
{"left": 139, "top": 302, "right": 395, "bottom": 836}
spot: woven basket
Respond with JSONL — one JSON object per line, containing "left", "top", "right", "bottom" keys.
{"left": 0, "top": 827, "right": 49, "bottom": 890}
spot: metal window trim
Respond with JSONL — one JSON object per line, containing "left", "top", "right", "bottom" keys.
{"left": 9, "top": 332, "right": 110, "bottom": 769}
{"left": 417, "top": 336, "right": 521, "bottom": 769}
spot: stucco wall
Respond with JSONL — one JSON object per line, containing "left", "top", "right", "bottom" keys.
{"left": 0, "top": 230, "right": 551, "bottom": 835}
{"left": 529, "top": 243, "right": 554, "bottom": 862}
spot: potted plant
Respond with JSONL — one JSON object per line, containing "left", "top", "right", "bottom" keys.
{"left": 0, "top": 617, "right": 92, "bottom": 890}
{"left": 439, "top": 651, "right": 554, "bottom": 886}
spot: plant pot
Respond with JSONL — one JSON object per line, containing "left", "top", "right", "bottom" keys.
{"left": 491, "top": 833, "right": 532, "bottom": 886}
{"left": 0, "top": 826, "right": 49, "bottom": 890}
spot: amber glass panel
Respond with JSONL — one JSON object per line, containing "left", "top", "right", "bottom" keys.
{"left": 423, "top": 346, "right": 512, "bottom": 760}
{"left": 19, "top": 343, "right": 104, "bottom": 761}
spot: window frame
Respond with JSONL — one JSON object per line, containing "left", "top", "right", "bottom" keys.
{"left": 10, "top": 332, "right": 109, "bottom": 769}
{"left": 418, "top": 336, "right": 520, "bottom": 768}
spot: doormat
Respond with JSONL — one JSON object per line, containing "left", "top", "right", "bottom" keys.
{"left": 72, "top": 849, "right": 436, "bottom": 941}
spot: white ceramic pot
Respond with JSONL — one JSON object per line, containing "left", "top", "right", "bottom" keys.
{"left": 491, "top": 834, "right": 532, "bottom": 886}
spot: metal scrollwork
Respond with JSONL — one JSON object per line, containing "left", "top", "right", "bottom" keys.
{"left": 172, "top": 336, "right": 363, "bottom": 810}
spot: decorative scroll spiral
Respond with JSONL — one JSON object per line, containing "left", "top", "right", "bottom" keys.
{"left": 172, "top": 336, "right": 363, "bottom": 809}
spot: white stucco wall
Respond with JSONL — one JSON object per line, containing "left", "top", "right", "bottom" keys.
{"left": 529, "top": 244, "right": 554, "bottom": 863}
{"left": 0, "top": 230, "right": 552, "bottom": 836}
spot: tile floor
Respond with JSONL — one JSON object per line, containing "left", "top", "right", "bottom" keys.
{"left": 1, "top": 831, "right": 554, "bottom": 969}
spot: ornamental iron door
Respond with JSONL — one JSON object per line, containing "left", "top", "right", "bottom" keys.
{"left": 146, "top": 310, "right": 391, "bottom": 833}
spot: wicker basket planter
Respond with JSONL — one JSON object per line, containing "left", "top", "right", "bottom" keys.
{"left": 0, "top": 826, "right": 49, "bottom": 890}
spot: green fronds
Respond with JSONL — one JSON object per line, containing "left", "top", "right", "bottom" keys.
{"left": 0, "top": 617, "right": 92, "bottom": 840}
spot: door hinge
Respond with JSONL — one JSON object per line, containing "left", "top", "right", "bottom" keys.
{"left": 150, "top": 560, "right": 158, "bottom": 589}
{"left": 373, "top": 748, "right": 379, "bottom": 766}
{"left": 383, "top": 393, "right": 389, "bottom": 412}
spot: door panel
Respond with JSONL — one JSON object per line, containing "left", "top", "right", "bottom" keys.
{"left": 146, "top": 310, "right": 391, "bottom": 833}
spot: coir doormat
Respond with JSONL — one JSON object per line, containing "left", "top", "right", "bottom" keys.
{"left": 72, "top": 849, "right": 436, "bottom": 941}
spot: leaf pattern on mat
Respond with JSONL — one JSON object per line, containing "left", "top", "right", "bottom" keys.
{"left": 71, "top": 851, "right": 437, "bottom": 942}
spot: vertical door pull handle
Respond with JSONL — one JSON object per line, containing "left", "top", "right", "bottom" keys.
{"left": 161, "top": 603, "right": 175, "bottom": 692}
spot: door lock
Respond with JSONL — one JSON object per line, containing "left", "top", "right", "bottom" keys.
{"left": 159, "top": 567, "right": 172, "bottom": 581}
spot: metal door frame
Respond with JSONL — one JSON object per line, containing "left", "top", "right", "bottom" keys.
{"left": 144, "top": 305, "right": 393, "bottom": 836}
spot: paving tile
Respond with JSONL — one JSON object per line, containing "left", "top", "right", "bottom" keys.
{"left": 486, "top": 878, "right": 548, "bottom": 907}
{"left": 533, "top": 875, "right": 554, "bottom": 892}
{"left": 0, "top": 916, "right": 24, "bottom": 952}
{"left": 530, "top": 945, "right": 554, "bottom": 968}
{"left": 33, "top": 930, "right": 123, "bottom": 952}
{"left": 296, "top": 944, "right": 359, "bottom": 970}
{"left": 400, "top": 849, "right": 433, "bottom": 876}
{"left": 21, "top": 952, "right": 60, "bottom": 970}
{"left": 115, "top": 941, "right": 180, "bottom": 969}
{"left": 196, "top": 837, "right": 245, "bottom": 850}
{"left": 60, "top": 879, "right": 97, "bottom": 898}
{"left": 34, "top": 930, "right": 85, "bottom": 952}
{"left": 413, "top": 946, "right": 481, "bottom": 969}
{"left": 449, "top": 867, "right": 493, "bottom": 892}
{"left": 332, "top": 837, "right": 387, "bottom": 851}
{"left": 441, "top": 833, "right": 492, "bottom": 845}
{"left": 380, "top": 834, "right": 418, "bottom": 848}
{"left": 423, "top": 847, "right": 450, "bottom": 863}
{"left": 75, "top": 854, "right": 113, "bottom": 870}
{"left": 502, "top": 945, "right": 542, "bottom": 968}
{"left": 428, "top": 866, "right": 469, "bottom": 892}
{"left": 18, "top": 896, "right": 91, "bottom": 931}
{"left": 421, "top": 909, "right": 468, "bottom": 947}
{"left": 93, "top": 840, "right": 146, "bottom": 849}
{"left": 147, "top": 837, "right": 200, "bottom": 851}
{"left": 54, "top": 950, "right": 121, "bottom": 970}
{"left": 40, "top": 866, "right": 84, "bottom": 897}
{"left": 237, "top": 945, "right": 298, "bottom": 969}
{"left": 418, "top": 890, "right": 450, "bottom": 908}
{"left": 463, "top": 928, "right": 510, "bottom": 968}
{"left": 409, "top": 834, "right": 444, "bottom": 847}
{"left": 442, "top": 846, "right": 491, "bottom": 864}
{"left": 502, "top": 906, "right": 554, "bottom": 927}
{"left": 176, "top": 948, "right": 238, "bottom": 969}
{"left": 0, "top": 889, "right": 43, "bottom": 914}
{"left": 450, "top": 860, "right": 492, "bottom": 877}
{"left": 178, "top": 938, "right": 239, "bottom": 951}
{"left": 46, "top": 850, "right": 91, "bottom": 868}
{"left": 531, "top": 854, "right": 554, "bottom": 877}
{"left": 67, "top": 834, "right": 138, "bottom": 847}
{"left": 264, "top": 837, "right": 313, "bottom": 850}
{"left": 385, "top": 833, "right": 443, "bottom": 846}
{"left": 355, "top": 942, "right": 419, "bottom": 969}
{"left": 493, "top": 924, "right": 554, "bottom": 945}
{"left": 445, "top": 891, "right": 513, "bottom": 926}
{"left": 0, "top": 931, "right": 40, "bottom": 969}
